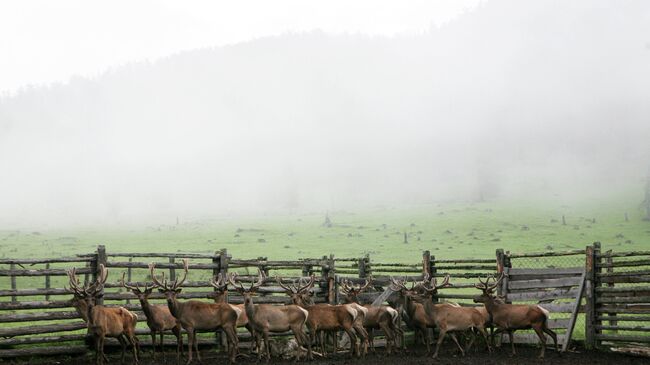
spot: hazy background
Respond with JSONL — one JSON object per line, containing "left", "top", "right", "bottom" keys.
{"left": 1, "top": 0, "right": 649, "bottom": 227}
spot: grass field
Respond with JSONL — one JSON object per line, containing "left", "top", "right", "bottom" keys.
{"left": 1, "top": 193, "right": 648, "bottom": 263}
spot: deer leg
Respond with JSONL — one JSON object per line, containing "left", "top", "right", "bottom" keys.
{"left": 464, "top": 330, "right": 476, "bottom": 353}
{"left": 116, "top": 334, "right": 127, "bottom": 364}
{"left": 149, "top": 332, "right": 156, "bottom": 360}
{"left": 193, "top": 330, "right": 202, "bottom": 363}
{"left": 543, "top": 327, "right": 559, "bottom": 353}
{"left": 478, "top": 327, "right": 491, "bottom": 353}
{"left": 432, "top": 328, "right": 446, "bottom": 359}
{"left": 507, "top": 331, "right": 516, "bottom": 356}
{"left": 450, "top": 333, "right": 464, "bottom": 356}
{"left": 424, "top": 327, "right": 432, "bottom": 355}
{"left": 224, "top": 325, "right": 238, "bottom": 364}
{"left": 185, "top": 328, "right": 194, "bottom": 365}
{"left": 160, "top": 332, "right": 165, "bottom": 360}
{"left": 172, "top": 326, "right": 182, "bottom": 362}
{"left": 378, "top": 323, "right": 393, "bottom": 355}
{"left": 95, "top": 335, "right": 103, "bottom": 365}
{"left": 343, "top": 328, "right": 357, "bottom": 358}
{"left": 533, "top": 325, "right": 547, "bottom": 359}
{"left": 263, "top": 330, "right": 271, "bottom": 362}
{"left": 355, "top": 325, "right": 368, "bottom": 357}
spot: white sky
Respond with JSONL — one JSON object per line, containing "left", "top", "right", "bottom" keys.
{"left": 0, "top": 0, "right": 481, "bottom": 94}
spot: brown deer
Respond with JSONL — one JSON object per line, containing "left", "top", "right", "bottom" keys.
{"left": 208, "top": 273, "right": 258, "bottom": 354}
{"left": 149, "top": 259, "right": 239, "bottom": 365}
{"left": 408, "top": 274, "right": 491, "bottom": 358}
{"left": 474, "top": 274, "right": 558, "bottom": 358}
{"left": 340, "top": 277, "right": 403, "bottom": 354}
{"left": 228, "top": 271, "right": 310, "bottom": 361}
{"left": 277, "top": 274, "right": 368, "bottom": 358}
{"left": 66, "top": 265, "right": 140, "bottom": 365}
{"left": 120, "top": 272, "right": 183, "bottom": 361}
{"left": 389, "top": 277, "right": 436, "bottom": 353}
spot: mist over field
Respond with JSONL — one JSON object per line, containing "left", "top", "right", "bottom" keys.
{"left": 1, "top": 0, "right": 649, "bottom": 227}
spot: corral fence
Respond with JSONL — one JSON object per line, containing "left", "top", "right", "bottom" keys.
{"left": 0, "top": 243, "right": 648, "bottom": 358}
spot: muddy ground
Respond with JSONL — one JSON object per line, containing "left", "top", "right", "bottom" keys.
{"left": 3, "top": 344, "right": 648, "bottom": 365}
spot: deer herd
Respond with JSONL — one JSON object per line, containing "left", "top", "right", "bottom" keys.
{"left": 65, "top": 259, "right": 558, "bottom": 365}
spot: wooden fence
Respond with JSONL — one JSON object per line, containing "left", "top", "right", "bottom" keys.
{"left": 0, "top": 243, "right": 648, "bottom": 358}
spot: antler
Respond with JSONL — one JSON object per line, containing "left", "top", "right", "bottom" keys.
{"left": 85, "top": 264, "right": 108, "bottom": 296}
{"left": 276, "top": 276, "right": 297, "bottom": 293}
{"left": 149, "top": 262, "right": 169, "bottom": 290}
{"left": 250, "top": 270, "right": 266, "bottom": 291}
{"left": 489, "top": 273, "right": 504, "bottom": 291}
{"left": 210, "top": 272, "right": 229, "bottom": 292}
{"left": 389, "top": 276, "right": 409, "bottom": 291}
{"left": 341, "top": 276, "right": 372, "bottom": 296}
{"left": 296, "top": 274, "right": 315, "bottom": 294}
{"left": 421, "top": 274, "right": 451, "bottom": 294}
{"left": 66, "top": 267, "right": 85, "bottom": 296}
{"left": 228, "top": 272, "right": 246, "bottom": 292}
{"left": 170, "top": 258, "right": 189, "bottom": 290}
{"left": 120, "top": 272, "right": 146, "bottom": 293}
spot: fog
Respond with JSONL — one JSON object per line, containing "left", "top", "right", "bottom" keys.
{"left": 1, "top": 0, "right": 649, "bottom": 227}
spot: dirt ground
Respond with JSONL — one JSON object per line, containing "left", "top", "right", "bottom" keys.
{"left": 4, "top": 344, "right": 648, "bottom": 365}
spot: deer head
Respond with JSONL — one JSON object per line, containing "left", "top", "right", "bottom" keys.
{"left": 473, "top": 273, "right": 504, "bottom": 303}
{"left": 340, "top": 276, "right": 372, "bottom": 304}
{"left": 228, "top": 271, "right": 265, "bottom": 307}
{"left": 120, "top": 272, "right": 154, "bottom": 303}
{"left": 150, "top": 259, "right": 188, "bottom": 304}
{"left": 277, "top": 274, "right": 315, "bottom": 306}
{"left": 66, "top": 264, "right": 108, "bottom": 314}
{"left": 207, "top": 272, "right": 229, "bottom": 303}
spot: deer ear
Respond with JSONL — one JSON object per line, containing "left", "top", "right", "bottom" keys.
{"left": 175, "top": 288, "right": 183, "bottom": 294}
{"left": 158, "top": 288, "right": 166, "bottom": 293}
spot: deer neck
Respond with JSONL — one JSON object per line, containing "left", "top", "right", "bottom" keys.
{"left": 166, "top": 296, "right": 183, "bottom": 318}
{"left": 483, "top": 295, "right": 502, "bottom": 315}
{"left": 139, "top": 298, "right": 155, "bottom": 318}
{"left": 243, "top": 296, "right": 257, "bottom": 320}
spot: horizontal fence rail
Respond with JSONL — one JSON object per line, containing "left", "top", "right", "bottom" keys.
{"left": 0, "top": 243, "right": 648, "bottom": 358}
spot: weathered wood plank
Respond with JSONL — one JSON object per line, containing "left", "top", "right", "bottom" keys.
{"left": 596, "top": 315, "right": 650, "bottom": 322}
{"left": 598, "top": 270, "right": 650, "bottom": 278}
{"left": 597, "top": 259, "right": 650, "bottom": 269}
{"left": 0, "top": 311, "right": 80, "bottom": 323}
{"left": 433, "top": 258, "right": 496, "bottom": 264}
{"left": 0, "top": 322, "right": 86, "bottom": 337}
{"left": 596, "top": 285, "right": 650, "bottom": 294}
{"left": 502, "top": 333, "right": 567, "bottom": 344}
{"left": 0, "top": 334, "right": 85, "bottom": 346}
{"left": 107, "top": 252, "right": 218, "bottom": 259}
{"left": 0, "top": 345, "right": 87, "bottom": 358}
{"left": 0, "top": 288, "right": 70, "bottom": 297}
{"left": 508, "top": 250, "right": 585, "bottom": 258}
{"left": 507, "top": 287, "right": 579, "bottom": 302}
{"left": 0, "top": 257, "right": 94, "bottom": 264}
{"left": 596, "top": 325, "right": 650, "bottom": 332}
{"left": 596, "top": 251, "right": 650, "bottom": 259}
{"left": 536, "top": 303, "right": 576, "bottom": 313}
{"left": 0, "top": 300, "right": 73, "bottom": 310}
{"left": 597, "top": 296, "right": 650, "bottom": 304}
{"left": 508, "top": 267, "right": 584, "bottom": 276}
{"left": 508, "top": 277, "right": 582, "bottom": 290}
{"left": 106, "top": 261, "right": 219, "bottom": 269}
{"left": 599, "top": 275, "right": 650, "bottom": 284}
{"left": 0, "top": 268, "right": 93, "bottom": 277}
{"left": 596, "top": 334, "right": 650, "bottom": 342}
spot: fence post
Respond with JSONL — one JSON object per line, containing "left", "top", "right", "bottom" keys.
{"left": 326, "top": 255, "right": 337, "bottom": 305}
{"left": 10, "top": 263, "right": 17, "bottom": 303}
{"left": 495, "top": 249, "right": 506, "bottom": 297}
{"left": 422, "top": 250, "right": 431, "bottom": 276}
{"left": 95, "top": 245, "right": 107, "bottom": 305}
{"left": 585, "top": 243, "right": 596, "bottom": 349}
{"left": 603, "top": 249, "right": 617, "bottom": 332}
{"left": 126, "top": 258, "right": 132, "bottom": 304}
{"left": 45, "top": 263, "right": 51, "bottom": 301}
{"left": 214, "top": 249, "right": 228, "bottom": 349}
{"left": 169, "top": 257, "right": 176, "bottom": 282}
{"left": 358, "top": 255, "right": 369, "bottom": 278}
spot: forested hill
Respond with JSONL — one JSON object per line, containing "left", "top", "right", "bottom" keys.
{"left": 1, "top": 0, "right": 649, "bottom": 225}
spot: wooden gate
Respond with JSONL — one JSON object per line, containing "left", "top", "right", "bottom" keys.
{"left": 501, "top": 266, "right": 586, "bottom": 351}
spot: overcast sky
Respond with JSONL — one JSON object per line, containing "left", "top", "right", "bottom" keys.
{"left": 0, "top": 0, "right": 480, "bottom": 94}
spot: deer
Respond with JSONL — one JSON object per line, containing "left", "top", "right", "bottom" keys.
{"left": 277, "top": 274, "right": 369, "bottom": 358}
{"left": 474, "top": 273, "right": 558, "bottom": 358}
{"left": 340, "top": 276, "right": 403, "bottom": 354}
{"left": 149, "top": 259, "right": 240, "bottom": 365}
{"left": 120, "top": 272, "right": 183, "bottom": 361}
{"left": 406, "top": 274, "right": 491, "bottom": 358}
{"left": 389, "top": 277, "right": 437, "bottom": 354}
{"left": 66, "top": 265, "right": 140, "bottom": 365}
{"left": 208, "top": 272, "right": 259, "bottom": 354}
{"left": 228, "top": 271, "right": 310, "bottom": 361}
